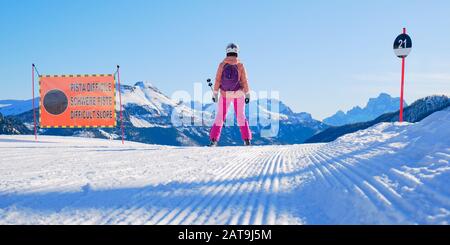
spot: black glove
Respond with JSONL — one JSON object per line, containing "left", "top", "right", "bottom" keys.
{"left": 212, "top": 93, "right": 218, "bottom": 103}
{"left": 245, "top": 94, "right": 250, "bottom": 104}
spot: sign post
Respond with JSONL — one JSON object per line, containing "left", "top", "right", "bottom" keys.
{"left": 32, "top": 64, "right": 37, "bottom": 140}
{"left": 116, "top": 65, "right": 125, "bottom": 144}
{"left": 393, "top": 28, "right": 412, "bottom": 122}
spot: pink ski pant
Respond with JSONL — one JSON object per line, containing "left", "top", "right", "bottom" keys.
{"left": 209, "top": 96, "right": 252, "bottom": 141}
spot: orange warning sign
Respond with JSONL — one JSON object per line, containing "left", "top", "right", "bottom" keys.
{"left": 39, "top": 74, "right": 116, "bottom": 128}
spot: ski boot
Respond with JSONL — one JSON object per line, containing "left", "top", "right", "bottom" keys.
{"left": 244, "top": 139, "right": 251, "bottom": 146}
{"left": 209, "top": 140, "right": 218, "bottom": 147}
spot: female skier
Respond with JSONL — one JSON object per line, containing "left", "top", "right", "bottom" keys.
{"left": 209, "top": 43, "right": 252, "bottom": 146}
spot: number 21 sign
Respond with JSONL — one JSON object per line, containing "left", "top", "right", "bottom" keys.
{"left": 393, "top": 31, "right": 412, "bottom": 58}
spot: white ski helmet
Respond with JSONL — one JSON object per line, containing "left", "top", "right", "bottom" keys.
{"left": 226, "top": 43, "right": 239, "bottom": 54}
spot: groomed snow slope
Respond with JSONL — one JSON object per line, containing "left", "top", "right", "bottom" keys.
{"left": 0, "top": 110, "right": 449, "bottom": 224}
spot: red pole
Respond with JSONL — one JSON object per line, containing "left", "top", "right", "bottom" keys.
{"left": 116, "top": 65, "right": 125, "bottom": 144}
{"left": 399, "top": 28, "right": 406, "bottom": 122}
{"left": 32, "top": 64, "right": 37, "bottom": 140}
{"left": 399, "top": 57, "right": 405, "bottom": 122}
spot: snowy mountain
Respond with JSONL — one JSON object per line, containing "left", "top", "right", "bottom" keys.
{"left": 0, "top": 112, "right": 31, "bottom": 135}
{"left": 323, "top": 93, "right": 406, "bottom": 126}
{"left": 306, "top": 95, "right": 450, "bottom": 143}
{"left": 116, "top": 82, "right": 327, "bottom": 145}
{"left": 7, "top": 81, "right": 327, "bottom": 146}
{"left": 202, "top": 98, "right": 325, "bottom": 131}
{"left": 0, "top": 98, "right": 39, "bottom": 116}
{"left": 120, "top": 81, "right": 208, "bottom": 128}
{"left": 1, "top": 108, "right": 449, "bottom": 224}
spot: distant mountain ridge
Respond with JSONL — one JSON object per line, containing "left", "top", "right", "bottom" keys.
{"left": 0, "top": 98, "right": 39, "bottom": 116}
{"left": 0, "top": 112, "right": 31, "bottom": 135}
{"left": 323, "top": 93, "right": 406, "bottom": 126}
{"left": 306, "top": 95, "right": 450, "bottom": 143}
{"left": 5, "top": 81, "right": 327, "bottom": 146}
{"left": 3, "top": 84, "right": 448, "bottom": 147}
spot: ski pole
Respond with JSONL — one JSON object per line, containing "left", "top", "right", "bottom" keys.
{"left": 206, "top": 78, "right": 213, "bottom": 92}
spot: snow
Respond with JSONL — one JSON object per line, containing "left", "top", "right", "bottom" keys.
{"left": 253, "top": 106, "right": 289, "bottom": 121}
{"left": 0, "top": 98, "right": 38, "bottom": 116}
{"left": 202, "top": 100, "right": 291, "bottom": 124}
{"left": 121, "top": 81, "right": 177, "bottom": 111}
{"left": 120, "top": 82, "right": 210, "bottom": 127}
{"left": 129, "top": 115, "right": 166, "bottom": 128}
{"left": 0, "top": 110, "right": 449, "bottom": 224}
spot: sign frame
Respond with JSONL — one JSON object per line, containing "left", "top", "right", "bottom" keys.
{"left": 38, "top": 74, "right": 117, "bottom": 128}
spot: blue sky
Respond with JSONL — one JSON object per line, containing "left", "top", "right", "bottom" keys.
{"left": 1, "top": 0, "right": 449, "bottom": 119}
